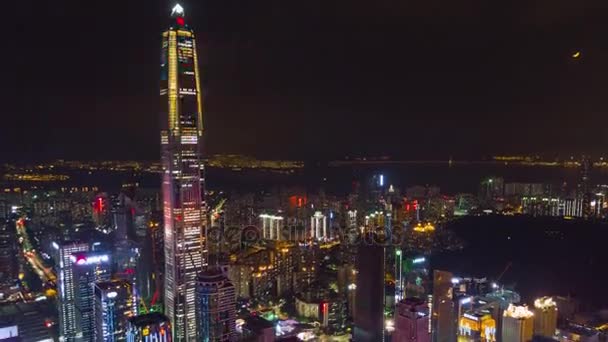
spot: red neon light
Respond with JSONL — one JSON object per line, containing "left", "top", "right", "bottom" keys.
{"left": 151, "top": 288, "right": 160, "bottom": 306}
{"left": 94, "top": 197, "right": 104, "bottom": 213}
{"left": 176, "top": 17, "right": 185, "bottom": 26}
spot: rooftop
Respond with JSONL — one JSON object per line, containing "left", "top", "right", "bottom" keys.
{"left": 128, "top": 312, "right": 170, "bottom": 327}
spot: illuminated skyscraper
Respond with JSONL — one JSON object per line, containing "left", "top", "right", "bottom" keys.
{"left": 310, "top": 211, "right": 328, "bottom": 240}
{"left": 57, "top": 241, "right": 90, "bottom": 342}
{"left": 195, "top": 269, "right": 236, "bottom": 341}
{"left": 393, "top": 297, "right": 431, "bottom": 342}
{"left": 160, "top": 4, "right": 207, "bottom": 341}
{"left": 354, "top": 241, "right": 384, "bottom": 342}
{"left": 94, "top": 280, "right": 137, "bottom": 342}
{"left": 502, "top": 304, "right": 534, "bottom": 342}
{"left": 432, "top": 270, "right": 456, "bottom": 342}
{"left": 0, "top": 222, "right": 17, "bottom": 283}
{"left": 533, "top": 297, "right": 557, "bottom": 338}
{"left": 259, "top": 214, "right": 284, "bottom": 240}
{"left": 71, "top": 251, "right": 112, "bottom": 341}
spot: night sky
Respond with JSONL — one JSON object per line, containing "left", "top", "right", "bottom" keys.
{"left": 7, "top": 0, "right": 608, "bottom": 161}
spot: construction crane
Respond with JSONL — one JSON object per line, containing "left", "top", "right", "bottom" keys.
{"left": 496, "top": 261, "right": 512, "bottom": 283}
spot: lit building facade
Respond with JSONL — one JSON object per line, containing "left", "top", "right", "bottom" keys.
{"left": 457, "top": 311, "right": 496, "bottom": 342}
{"left": 393, "top": 297, "right": 431, "bottom": 342}
{"left": 502, "top": 304, "right": 534, "bottom": 342}
{"left": 432, "top": 270, "right": 456, "bottom": 342}
{"left": 310, "top": 211, "right": 328, "bottom": 240}
{"left": 0, "top": 222, "right": 17, "bottom": 284}
{"left": 160, "top": 4, "right": 207, "bottom": 341}
{"left": 195, "top": 269, "right": 236, "bottom": 341}
{"left": 57, "top": 241, "right": 89, "bottom": 342}
{"left": 71, "top": 251, "right": 112, "bottom": 341}
{"left": 94, "top": 280, "right": 137, "bottom": 342}
{"left": 127, "top": 313, "right": 172, "bottom": 342}
{"left": 533, "top": 297, "right": 557, "bottom": 338}
{"left": 259, "top": 214, "right": 284, "bottom": 240}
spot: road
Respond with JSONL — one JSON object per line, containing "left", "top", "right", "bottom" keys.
{"left": 15, "top": 218, "right": 56, "bottom": 287}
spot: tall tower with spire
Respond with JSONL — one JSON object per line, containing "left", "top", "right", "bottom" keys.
{"left": 160, "top": 4, "right": 207, "bottom": 341}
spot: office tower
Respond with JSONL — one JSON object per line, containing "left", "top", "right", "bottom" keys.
{"left": 0, "top": 301, "right": 56, "bottom": 342}
{"left": 432, "top": 270, "right": 456, "bottom": 342}
{"left": 127, "top": 313, "right": 172, "bottom": 342}
{"left": 259, "top": 214, "right": 284, "bottom": 240}
{"left": 71, "top": 251, "right": 112, "bottom": 341}
{"left": 347, "top": 210, "right": 357, "bottom": 229}
{"left": 195, "top": 269, "right": 236, "bottom": 341}
{"left": 310, "top": 211, "right": 328, "bottom": 240}
{"left": 354, "top": 241, "right": 384, "bottom": 342}
{"left": 0, "top": 222, "right": 16, "bottom": 283}
{"left": 112, "top": 193, "right": 139, "bottom": 277}
{"left": 93, "top": 193, "right": 110, "bottom": 228}
{"left": 457, "top": 309, "right": 497, "bottom": 342}
{"left": 94, "top": 280, "right": 137, "bottom": 342}
{"left": 393, "top": 297, "right": 431, "bottom": 342}
{"left": 579, "top": 156, "right": 592, "bottom": 219}
{"left": 533, "top": 297, "right": 557, "bottom": 338}
{"left": 160, "top": 4, "right": 207, "bottom": 341}
{"left": 502, "top": 305, "right": 534, "bottom": 342}
{"left": 271, "top": 245, "right": 296, "bottom": 297}
{"left": 57, "top": 241, "right": 89, "bottom": 342}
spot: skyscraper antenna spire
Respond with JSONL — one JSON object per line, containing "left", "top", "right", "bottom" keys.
{"left": 171, "top": 3, "right": 185, "bottom": 16}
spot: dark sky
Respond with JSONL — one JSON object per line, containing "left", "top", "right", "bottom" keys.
{"left": 6, "top": 0, "right": 608, "bottom": 161}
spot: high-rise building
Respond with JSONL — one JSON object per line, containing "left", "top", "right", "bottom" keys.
{"left": 354, "top": 241, "right": 384, "bottom": 342}
{"left": 160, "top": 4, "right": 207, "bottom": 341}
{"left": 0, "top": 301, "right": 56, "bottom": 342}
{"left": 127, "top": 313, "right": 172, "bottom": 342}
{"left": 57, "top": 241, "right": 89, "bottom": 342}
{"left": 502, "top": 304, "right": 534, "bottom": 342}
{"left": 195, "top": 269, "right": 236, "bottom": 341}
{"left": 94, "top": 280, "right": 137, "bottom": 342}
{"left": 393, "top": 297, "right": 431, "bottom": 342}
{"left": 310, "top": 211, "right": 328, "bottom": 240}
{"left": 432, "top": 270, "right": 456, "bottom": 342}
{"left": 0, "top": 222, "right": 17, "bottom": 283}
{"left": 533, "top": 297, "right": 557, "bottom": 338}
{"left": 71, "top": 251, "right": 112, "bottom": 341}
{"left": 259, "top": 214, "right": 284, "bottom": 240}
{"left": 457, "top": 310, "right": 497, "bottom": 342}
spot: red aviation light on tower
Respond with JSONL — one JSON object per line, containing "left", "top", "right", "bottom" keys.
{"left": 176, "top": 16, "right": 185, "bottom": 26}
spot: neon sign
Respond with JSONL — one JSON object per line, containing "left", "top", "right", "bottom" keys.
{"left": 70, "top": 254, "right": 109, "bottom": 265}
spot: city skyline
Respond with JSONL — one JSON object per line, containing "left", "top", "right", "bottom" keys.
{"left": 1, "top": 2, "right": 608, "bottom": 342}
{"left": 6, "top": 0, "right": 608, "bottom": 162}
